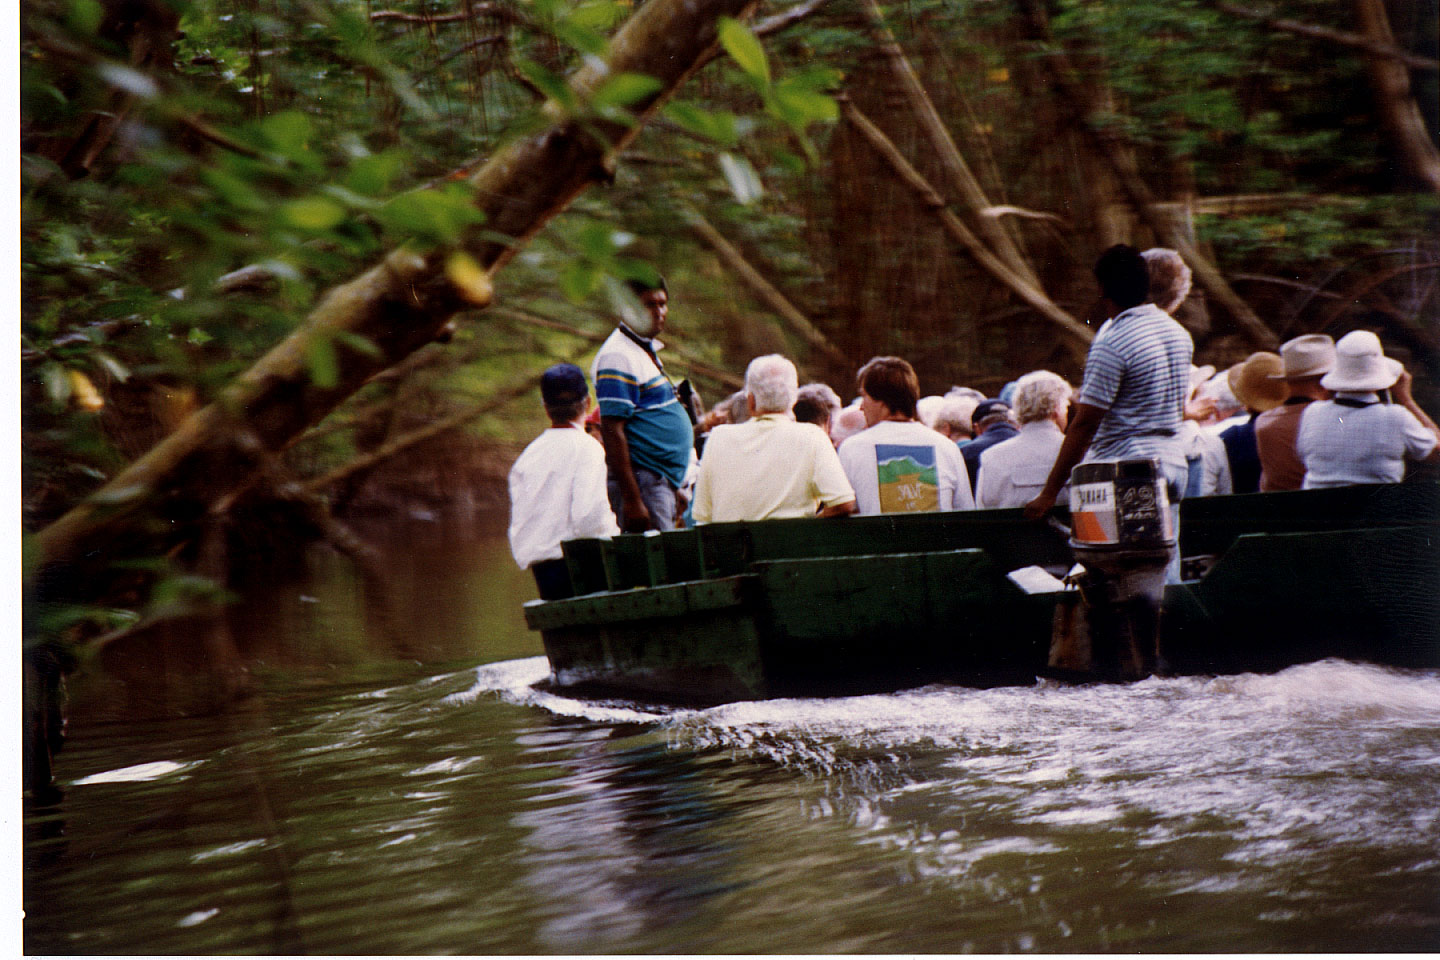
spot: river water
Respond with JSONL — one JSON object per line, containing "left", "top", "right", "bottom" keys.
{"left": 23, "top": 519, "right": 1440, "bottom": 953}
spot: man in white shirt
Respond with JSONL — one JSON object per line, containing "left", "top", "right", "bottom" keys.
{"left": 691, "top": 355, "right": 856, "bottom": 523}
{"left": 838, "top": 356, "right": 974, "bottom": 515}
{"left": 508, "top": 363, "right": 620, "bottom": 599}
{"left": 1298, "top": 329, "right": 1440, "bottom": 488}
{"left": 975, "top": 370, "right": 1072, "bottom": 509}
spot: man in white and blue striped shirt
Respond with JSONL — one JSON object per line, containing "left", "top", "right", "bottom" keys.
{"left": 1025, "top": 244, "right": 1194, "bottom": 521}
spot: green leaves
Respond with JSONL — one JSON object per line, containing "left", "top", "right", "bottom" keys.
{"left": 377, "top": 184, "right": 486, "bottom": 247}
{"left": 591, "top": 73, "right": 664, "bottom": 111}
{"left": 715, "top": 18, "right": 840, "bottom": 166}
{"left": 281, "top": 196, "right": 347, "bottom": 232}
{"left": 719, "top": 17, "right": 771, "bottom": 87}
{"left": 305, "top": 334, "right": 340, "bottom": 389}
{"left": 663, "top": 102, "right": 744, "bottom": 147}
{"left": 554, "top": 220, "right": 657, "bottom": 306}
{"left": 65, "top": 0, "right": 102, "bottom": 36}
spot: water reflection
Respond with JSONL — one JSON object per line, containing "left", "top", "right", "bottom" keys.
{"left": 24, "top": 524, "right": 1440, "bottom": 953}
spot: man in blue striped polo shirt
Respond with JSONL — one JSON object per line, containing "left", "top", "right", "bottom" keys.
{"left": 592, "top": 276, "right": 696, "bottom": 532}
{"left": 1024, "top": 244, "right": 1194, "bottom": 522}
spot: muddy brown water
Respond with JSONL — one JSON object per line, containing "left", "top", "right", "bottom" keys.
{"left": 23, "top": 516, "right": 1440, "bottom": 953}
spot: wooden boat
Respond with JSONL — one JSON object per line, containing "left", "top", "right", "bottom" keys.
{"left": 523, "top": 481, "right": 1440, "bottom": 704}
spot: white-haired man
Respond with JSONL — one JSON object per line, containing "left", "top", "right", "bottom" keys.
{"left": 931, "top": 395, "right": 976, "bottom": 444}
{"left": 975, "top": 370, "right": 1073, "bottom": 509}
{"left": 691, "top": 355, "right": 857, "bottom": 523}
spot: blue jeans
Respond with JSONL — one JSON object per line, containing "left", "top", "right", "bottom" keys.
{"left": 608, "top": 464, "right": 678, "bottom": 532}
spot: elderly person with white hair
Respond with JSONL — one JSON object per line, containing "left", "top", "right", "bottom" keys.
{"left": 930, "top": 395, "right": 976, "bottom": 443}
{"left": 691, "top": 355, "right": 857, "bottom": 523}
{"left": 974, "top": 370, "right": 1073, "bottom": 509}
{"left": 794, "top": 381, "right": 843, "bottom": 435}
{"left": 1141, "top": 246, "right": 1193, "bottom": 316}
{"left": 1297, "top": 330, "right": 1440, "bottom": 488}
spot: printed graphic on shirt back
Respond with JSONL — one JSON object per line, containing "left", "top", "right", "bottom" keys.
{"left": 875, "top": 444, "right": 939, "bottom": 512}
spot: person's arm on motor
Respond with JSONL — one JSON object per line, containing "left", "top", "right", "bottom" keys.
{"left": 600, "top": 416, "right": 652, "bottom": 532}
{"left": 1023, "top": 402, "right": 1105, "bottom": 520}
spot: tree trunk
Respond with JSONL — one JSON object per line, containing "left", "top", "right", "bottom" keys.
{"left": 1016, "top": 0, "right": 1279, "bottom": 350}
{"left": 1353, "top": 0, "right": 1440, "bottom": 194}
{"left": 32, "top": 0, "right": 762, "bottom": 575}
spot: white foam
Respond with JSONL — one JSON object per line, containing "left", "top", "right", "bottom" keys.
{"left": 72, "top": 760, "right": 196, "bottom": 785}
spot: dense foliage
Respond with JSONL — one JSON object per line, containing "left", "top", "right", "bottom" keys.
{"left": 21, "top": 0, "right": 1440, "bottom": 632}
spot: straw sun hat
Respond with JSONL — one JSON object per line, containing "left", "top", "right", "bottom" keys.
{"left": 1267, "top": 334, "right": 1336, "bottom": 381}
{"left": 1321, "top": 330, "right": 1403, "bottom": 393}
{"left": 1228, "top": 352, "right": 1287, "bottom": 413}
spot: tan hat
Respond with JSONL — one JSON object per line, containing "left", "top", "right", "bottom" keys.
{"left": 1321, "top": 330, "right": 1403, "bottom": 392}
{"left": 1269, "top": 334, "right": 1336, "bottom": 380}
{"left": 1229, "top": 352, "right": 1287, "bottom": 412}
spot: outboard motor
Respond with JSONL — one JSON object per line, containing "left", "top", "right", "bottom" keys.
{"left": 1050, "top": 458, "right": 1175, "bottom": 681}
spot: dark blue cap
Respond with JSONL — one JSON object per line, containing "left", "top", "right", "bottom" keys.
{"left": 540, "top": 363, "right": 587, "bottom": 406}
{"left": 972, "top": 399, "right": 1011, "bottom": 423}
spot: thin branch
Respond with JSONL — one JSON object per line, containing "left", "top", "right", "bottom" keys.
{"left": 437, "top": 34, "right": 505, "bottom": 67}
{"left": 370, "top": 4, "right": 528, "bottom": 25}
{"left": 861, "top": 0, "right": 1041, "bottom": 289}
{"left": 301, "top": 349, "right": 587, "bottom": 494}
{"left": 490, "top": 305, "right": 746, "bottom": 388}
{"left": 1230, "top": 273, "right": 1346, "bottom": 300}
{"left": 981, "top": 205, "right": 1069, "bottom": 227}
{"left": 176, "top": 115, "right": 264, "bottom": 159}
{"left": 1214, "top": 1, "right": 1440, "bottom": 72}
{"left": 752, "top": 0, "right": 831, "bottom": 36}
{"left": 842, "top": 96, "right": 1093, "bottom": 351}
{"left": 683, "top": 208, "right": 848, "bottom": 365}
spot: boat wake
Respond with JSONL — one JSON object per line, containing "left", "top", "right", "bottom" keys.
{"left": 455, "top": 657, "right": 1440, "bottom": 869}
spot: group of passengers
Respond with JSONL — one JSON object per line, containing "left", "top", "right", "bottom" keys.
{"left": 507, "top": 247, "right": 1439, "bottom": 597}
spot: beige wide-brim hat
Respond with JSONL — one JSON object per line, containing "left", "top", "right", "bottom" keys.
{"left": 1321, "top": 329, "right": 1403, "bottom": 392}
{"left": 1268, "top": 333, "right": 1336, "bottom": 380}
{"left": 1229, "top": 352, "right": 1288, "bottom": 412}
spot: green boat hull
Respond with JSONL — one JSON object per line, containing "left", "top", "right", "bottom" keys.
{"left": 524, "top": 482, "right": 1440, "bottom": 703}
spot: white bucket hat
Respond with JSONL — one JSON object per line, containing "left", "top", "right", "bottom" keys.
{"left": 1268, "top": 333, "right": 1336, "bottom": 380}
{"left": 1321, "top": 330, "right": 1403, "bottom": 392}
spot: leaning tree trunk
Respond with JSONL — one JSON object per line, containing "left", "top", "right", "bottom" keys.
{"left": 1016, "top": 0, "right": 1279, "bottom": 350}
{"left": 861, "top": 0, "right": 1041, "bottom": 291}
{"left": 841, "top": 97, "right": 1093, "bottom": 353}
{"left": 1353, "top": 0, "right": 1440, "bottom": 195}
{"left": 31, "top": 0, "right": 761, "bottom": 576}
